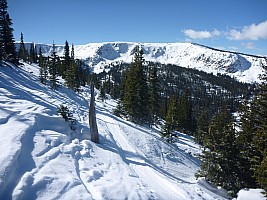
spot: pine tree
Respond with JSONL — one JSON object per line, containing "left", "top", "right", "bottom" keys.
{"left": 71, "top": 43, "right": 74, "bottom": 60}
{"left": 64, "top": 45, "right": 82, "bottom": 92}
{"left": 61, "top": 40, "right": 71, "bottom": 78}
{"left": 0, "top": 0, "right": 16, "bottom": 62}
{"left": 236, "top": 100, "right": 258, "bottom": 188}
{"left": 18, "top": 32, "right": 27, "bottom": 62}
{"left": 123, "top": 47, "right": 149, "bottom": 124}
{"left": 38, "top": 47, "right": 48, "bottom": 84}
{"left": 99, "top": 84, "right": 106, "bottom": 102}
{"left": 197, "top": 109, "right": 241, "bottom": 195}
{"left": 49, "top": 42, "right": 59, "bottom": 89}
{"left": 65, "top": 60, "right": 80, "bottom": 91}
{"left": 148, "top": 65, "right": 160, "bottom": 124}
{"left": 255, "top": 156, "right": 267, "bottom": 193}
{"left": 39, "top": 47, "right": 45, "bottom": 84}
{"left": 123, "top": 65, "right": 135, "bottom": 120}
{"left": 252, "top": 61, "right": 267, "bottom": 192}
{"left": 195, "top": 110, "right": 210, "bottom": 145}
{"left": 43, "top": 57, "right": 48, "bottom": 84}
{"left": 29, "top": 43, "right": 36, "bottom": 63}
{"left": 177, "top": 89, "right": 194, "bottom": 133}
{"left": 162, "top": 94, "right": 178, "bottom": 140}
{"left": 35, "top": 45, "right": 38, "bottom": 63}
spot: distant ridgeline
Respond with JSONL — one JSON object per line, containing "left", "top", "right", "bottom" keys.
{"left": 15, "top": 42, "right": 266, "bottom": 83}
{"left": 192, "top": 43, "right": 267, "bottom": 59}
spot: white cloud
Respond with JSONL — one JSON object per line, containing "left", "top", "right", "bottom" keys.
{"left": 183, "top": 29, "right": 221, "bottom": 40}
{"left": 227, "top": 21, "right": 267, "bottom": 40}
{"left": 182, "top": 21, "right": 267, "bottom": 42}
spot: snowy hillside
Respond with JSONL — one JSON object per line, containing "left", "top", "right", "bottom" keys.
{"left": 19, "top": 42, "right": 266, "bottom": 83}
{"left": 0, "top": 61, "right": 240, "bottom": 199}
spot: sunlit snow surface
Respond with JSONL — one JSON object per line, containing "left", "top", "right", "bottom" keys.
{"left": 0, "top": 62, "right": 265, "bottom": 199}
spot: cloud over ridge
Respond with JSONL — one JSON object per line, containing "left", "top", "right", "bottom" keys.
{"left": 183, "top": 21, "right": 267, "bottom": 41}
{"left": 182, "top": 29, "right": 221, "bottom": 40}
{"left": 228, "top": 21, "right": 267, "bottom": 40}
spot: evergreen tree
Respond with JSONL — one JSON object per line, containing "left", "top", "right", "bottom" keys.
{"left": 99, "top": 84, "right": 106, "bottom": 102}
{"left": 35, "top": 45, "right": 38, "bottom": 63}
{"left": 64, "top": 45, "right": 82, "bottom": 92}
{"left": 162, "top": 94, "right": 178, "bottom": 139}
{"left": 38, "top": 47, "right": 48, "bottom": 84}
{"left": 61, "top": 40, "right": 70, "bottom": 78}
{"left": 252, "top": 61, "right": 267, "bottom": 192}
{"left": 71, "top": 43, "right": 74, "bottom": 59}
{"left": 197, "top": 109, "right": 241, "bottom": 195}
{"left": 177, "top": 89, "right": 194, "bottom": 133}
{"left": 65, "top": 60, "right": 80, "bottom": 91}
{"left": 39, "top": 47, "right": 45, "bottom": 84}
{"left": 148, "top": 65, "right": 160, "bottom": 124}
{"left": 29, "top": 42, "right": 36, "bottom": 63}
{"left": 255, "top": 156, "right": 267, "bottom": 194}
{"left": 236, "top": 100, "right": 258, "bottom": 188}
{"left": 49, "top": 42, "right": 59, "bottom": 89}
{"left": 123, "top": 47, "right": 149, "bottom": 124}
{"left": 77, "top": 59, "right": 86, "bottom": 87}
{"left": 114, "top": 70, "right": 127, "bottom": 117}
{"left": 18, "top": 32, "right": 27, "bottom": 62}
{"left": 195, "top": 110, "right": 210, "bottom": 145}
{"left": 43, "top": 57, "right": 48, "bottom": 84}
{"left": 0, "top": 0, "right": 16, "bottom": 62}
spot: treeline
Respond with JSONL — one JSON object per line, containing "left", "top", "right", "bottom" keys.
{"left": 18, "top": 35, "right": 88, "bottom": 91}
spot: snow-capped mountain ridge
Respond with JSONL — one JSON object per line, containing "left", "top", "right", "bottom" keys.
{"left": 17, "top": 42, "right": 266, "bottom": 83}
{"left": 192, "top": 43, "right": 266, "bottom": 59}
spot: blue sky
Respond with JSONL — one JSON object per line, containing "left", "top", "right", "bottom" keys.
{"left": 8, "top": 0, "right": 267, "bottom": 55}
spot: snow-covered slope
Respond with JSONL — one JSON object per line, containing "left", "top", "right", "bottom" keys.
{"left": 0, "top": 61, "right": 239, "bottom": 199}
{"left": 21, "top": 42, "right": 266, "bottom": 83}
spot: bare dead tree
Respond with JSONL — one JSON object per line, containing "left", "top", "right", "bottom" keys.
{"left": 89, "top": 82, "right": 99, "bottom": 143}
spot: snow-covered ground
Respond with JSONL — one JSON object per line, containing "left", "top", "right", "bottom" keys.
{"left": 0, "top": 62, "right": 265, "bottom": 199}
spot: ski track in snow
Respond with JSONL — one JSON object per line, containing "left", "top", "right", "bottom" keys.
{"left": 0, "top": 62, "right": 247, "bottom": 199}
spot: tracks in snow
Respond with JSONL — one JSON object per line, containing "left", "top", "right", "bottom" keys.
{"left": 98, "top": 112, "right": 191, "bottom": 199}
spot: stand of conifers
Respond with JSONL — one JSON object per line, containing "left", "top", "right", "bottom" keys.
{"left": 89, "top": 83, "right": 99, "bottom": 143}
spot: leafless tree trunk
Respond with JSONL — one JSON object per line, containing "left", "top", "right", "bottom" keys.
{"left": 89, "top": 83, "right": 99, "bottom": 143}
